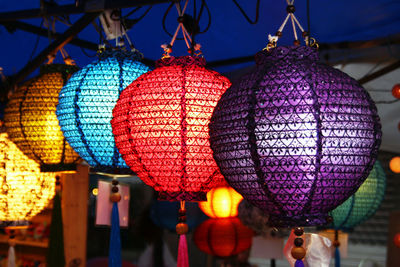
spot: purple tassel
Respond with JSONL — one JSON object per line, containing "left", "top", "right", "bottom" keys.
{"left": 295, "top": 259, "right": 305, "bottom": 267}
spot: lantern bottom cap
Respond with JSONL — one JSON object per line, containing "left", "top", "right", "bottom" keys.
{"left": 0, "top": 221, "right": 29, "bottom": 229}
{"left": 89, "top": 167, "right": 134, "bottom": 177}
{"left": 40, "top": 163, "right": 77, "bottom": 173}
{"left": 157, "top": 191, "right": 207, "bottom": 202}
{"left": 268, "top": 212, "right": 329, "bottom": 227}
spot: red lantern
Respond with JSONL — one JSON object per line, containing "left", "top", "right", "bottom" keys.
{"left": 112, "top": 56, "right": 231, "bottom": 201}
{"left": 392, "top": 84, "right": 400, "bottom": 99}
{"left": 394, "top": 233, "right": 400, "bottom": 248}
{"left": 194, "top": 218, "right": 253, "bottom": 258}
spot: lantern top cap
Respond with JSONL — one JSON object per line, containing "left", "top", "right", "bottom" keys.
{"left": 40, "top": 64, "right": 79, "bottom": 75}
{"left": 155, "top": 55, "right": 206, "bottom": 68}
{"left": 98, "top": 49, "right": 143, "bottom": 61}
{"left": 255, "top": 45, "right": 319, "bottom": 66}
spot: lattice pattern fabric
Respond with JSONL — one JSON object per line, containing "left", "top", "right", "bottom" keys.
{"left": 209, "top": 46, "right": 382, "bottom": 227}
{"left": 193, "top": 217, "right": 253, "bottom": 258}
{"left": 0, "top": 132, "right": 55, "bottom": 224}
{"left": 329, "top": 161, "right": 386, "bottom": 231}
{"left": 112, "top": 56, "right": 231, "bottom": 201}
{"left": 57, "top": 50, "right": 151, "bottom": 173}
{"left": 4, "top": 64, "right": 80, "bottom": 172}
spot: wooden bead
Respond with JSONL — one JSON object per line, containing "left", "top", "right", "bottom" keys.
{"left": 176, "top": 222, "right": 188, "bottom": 235}
{"left": 333, "top": 240, "right": 340, "bottom": 247}
{"left": 291, "top": 246, "right": 306, "bottom": 260}
{"left": 110, "top": 192, "right": 121, "bottom": 203}
{"left": 294, "top": 237, "right": 304, "bottom": 247}
{"left": 294, "top": 227, "right": 304, "bottom": 236}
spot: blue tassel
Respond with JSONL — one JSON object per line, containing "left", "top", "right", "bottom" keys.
{"left": 335, "top": 246, "right": 341, "bottom": 267}
{"left": 294, "top": 260, "right": 305, "bottom": 267}
{"left": 109, "top": 202, "right": 122, "bottom": 267}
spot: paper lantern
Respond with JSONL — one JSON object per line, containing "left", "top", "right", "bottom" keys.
{"left": 193, "top": 217, "right": 253, "bottom": 258}
{"left": 112, "top": 56, "right": 231, "bottom": 201}
{"left": 0, "top": 132, "right": 55, "bottom": 224}
{"left": 329, "top": 161, "right": 386, "bottom": 230}
{"left": 392, "top": 84, "right": 400, "bottom": 99}
{"left": 150, "top": 200, "right": 207, "bottom": 232}
{"left": 209, "top": 46, "right": 382, "bottom": 227}
{"left": 198, "top": 183, "right": 243, "bottom": 218}
{"left": 390, "top": 157, "right": 400, "bottom": 173}
{"left": 394, "top": 233, "right": 400, "bottom": 248}
{"left": 57, "top": 50, "right": 151, "bottom": 174}
{"left": 5, "top": 64, "right": 80, "bottom": 172}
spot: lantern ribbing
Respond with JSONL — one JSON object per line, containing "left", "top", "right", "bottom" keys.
{"left": 57, "top": 50, "right": 151, "bottom": 173}
{"left": 112, "top": 56, "right": 230, "bottom": 201}
{"left": 209, "top": 46, "right": 382, "bottom": 227}
{"left": 5, "top": 64, "right": 80, "bottom": 172}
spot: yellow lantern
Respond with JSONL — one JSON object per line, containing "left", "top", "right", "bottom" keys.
{"left": 390, "top": 157, "right": 400, "bottom": 174}
{"left": 4, "top": 64, "right": 80, "bottom": 172}
{"left": 0, "top": 132, "right": 55, "bottom": 224}
{"left": 199, "top": 185, "right": 243, "bottom": 218}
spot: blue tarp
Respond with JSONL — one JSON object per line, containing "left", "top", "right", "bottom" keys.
{"left": 0, "top": 0, "right": 399, "bottom": 75}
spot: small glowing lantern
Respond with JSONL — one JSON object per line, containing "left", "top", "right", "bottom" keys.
{"left": 392, "top": 84, "right": 400, "bottom": 99}
{"left": 0, "top": 132, "right": 55, "bottom": 224}
{"left": 57, "top": 50, "right": 151, "bottom": 173}
{"left": 390, "top": 157, "right": 400, "bottom": 173}
{"left": 193, "top": 217, "right": 253, "bottom": 258}
{"left": 112, "top": 56, "right": 231, "bottom": 201}
{"left": 5, "top": 64, "right": 80, "bottom": 172}
{"left": 198, "top": 183, "right": 243, "bottom": 218}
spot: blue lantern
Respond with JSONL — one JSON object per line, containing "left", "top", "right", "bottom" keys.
{"left": 329, "top": 160, "right": 386, "bottom": 231}
{"left": 56, "top": 50, "right": 151, "bottom": 173}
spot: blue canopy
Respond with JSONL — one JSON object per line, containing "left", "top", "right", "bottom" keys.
{"left": 0, "top": 0, "right": 399, "bottom": 75}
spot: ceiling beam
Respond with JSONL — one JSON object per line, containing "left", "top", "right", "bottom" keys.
{"left": 1, "top": 20, "right": 98, "bottom": 51}
{"left": 0, "top": 20, "right": 156, "bottom": 67}
{"left": 11, "top": 12, "right": 100, "bottom": 86}
{"left": 0, "top": 0, "right": 174, "bottom": 22}
{"left": 358, "top": 60, "right": 400, "bottom": 85}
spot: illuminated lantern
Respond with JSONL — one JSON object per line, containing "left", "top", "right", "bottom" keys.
{"left": 112, "top": 56, "right": 231, "bottom": 201}
{"left": 150, "top": 200, "right": 207, "bottom": 232}
{"left": 0, "top": 132, "right": 55, "bottom": 224}
{"left": 329, "top": 161, "right": 386, "bottom": 231}
{"left": 198, "top": 182, "right": 243, "bottom": 218}
{"left": 394, "top": 234, "right": 400, "bottom": 248}
{"left": 390, "top": 157, "right": 400, "bottom": 173}
{"left": 209, "top": 46, "right": 382, "bottom": 227}
{"left": 5, "top": 64, "right": 80, "bottom": 172}
{"left": 193, "top": 217, "right": 253, "bottom": 258}
{"left": 57, "top": 50, "right": 151, "bottom": 173}
{"left": 392, "top": 84, "right": 400, "bottom": 99}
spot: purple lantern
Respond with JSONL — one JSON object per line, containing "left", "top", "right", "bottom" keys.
{"left": 209, "top": 46, "right": 382, "bottom": 227}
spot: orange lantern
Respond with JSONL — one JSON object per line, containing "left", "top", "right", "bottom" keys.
{"left": 390, "top": 157, "right": 400, "bottom": 174}
{"left": 198, "top": 184, "right": 243, "bottom": 218}
{"left": 394, "top": 233, "right": 400, "bottom": 248}
{"left": 193, "top": 218, "right": 253, "bottom": 258}
{"left": 392, "top": 84, "right": 400, "bottom": 99}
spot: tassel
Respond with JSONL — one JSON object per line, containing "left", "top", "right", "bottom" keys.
{"left": 7, "top": 244, "right": 15, "bottom": 267}
{"left": 46, "top": 181, "right": 66, "bottom": 267}
{"left": 176, "top": 201, "right": 189, "bottom": 267}
{"left": 294, "top": 259, "right": 305, "bottom": 267}
{"left": 109, "top": 180, "right": 122, "bottom": 267}
{"left": 177, "top": 234, "right": 189, "bottom": 267}
{"left": 334, "top": 246, "right": 340, "bottom": 267}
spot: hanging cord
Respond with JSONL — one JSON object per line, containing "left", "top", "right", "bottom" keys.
{"left": 265, "top": 0, "right": 318, "bottom": 51}
{"left": 162, "top": 0, "right": 211, "bottom": 38}
{"left": 43, "top": 16, "right": 75, "bottom": 65}
{"left": 231, "top": 0, "right": 260, "bottom": 24}
{"left": 161, "top": 0, "right": 202, "bottom": 58}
